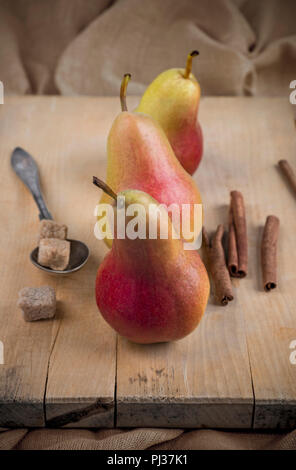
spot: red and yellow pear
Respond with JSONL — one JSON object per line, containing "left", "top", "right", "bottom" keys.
{"left": 99, "top": 73, "right": 202, "bottom": 248}
{"left": 94, "top": 179, "right": 209, "bottom": 344}
{"left": 137, "top": 51, "right": 203, "bottom": 175}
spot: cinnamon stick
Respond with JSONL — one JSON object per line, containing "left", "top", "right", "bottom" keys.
{"left": 228, "top": 191, "right": 248, "bottom": 278}
{"left": 203, "top": 225, "right": 234, "bottom": 306}
{"left": 278, "top": 160, "right": 296, "bottom": 196}
{"left": 228, "top": 210, "right": 238, "bottom": 276}
{"left": 261, "top": 215, "right": 280, "bottom": 292}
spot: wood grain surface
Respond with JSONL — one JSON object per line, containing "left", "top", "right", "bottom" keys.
{"left": 0, "top": 97, "right": 117, "bottom": 427}
{"left": 0, "top": 96, "right": 295, "bottom": 428}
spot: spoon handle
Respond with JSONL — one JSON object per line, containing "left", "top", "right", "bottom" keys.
{"left": 11, "top": 147, "right": 53, "bottom": 220}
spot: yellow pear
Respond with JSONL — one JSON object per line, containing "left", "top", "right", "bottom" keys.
{"left": 137, "top": 51, "right": 203, "bottom": 175}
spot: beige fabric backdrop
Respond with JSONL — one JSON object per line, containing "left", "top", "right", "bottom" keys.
{"left": 0, "top": 427, "right": 296, "bottom": 450}
{"left": 0, "top": 0, "right": 295, "bottom": 97}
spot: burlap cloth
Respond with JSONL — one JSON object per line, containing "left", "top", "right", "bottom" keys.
{"left": 0, "top": 0, "right": 296, "bottom": 450}
{"left": 0, "top": 0, "right": 296, "bottom": 96}
{"left": 0, "top": 427, "right": 295, "bottom": 450}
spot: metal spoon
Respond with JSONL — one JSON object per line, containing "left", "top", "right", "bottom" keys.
{"left": 11, "top": 147, "right": 89, "bottom": 275}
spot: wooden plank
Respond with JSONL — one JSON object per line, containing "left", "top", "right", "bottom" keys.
{"left": 117, "top": 319, "right": 253, "bottom": 428}
{"left": 204, "top": 97, "right": 296, "bottom": 429}
{"left": 0, "top": 96, "right": 118, "bottom": 427}
{"left": 1, "top": 96, "right": 295, "bottom": 429}
{"left": 116, "top": 98, "right": 254, "bottom": 428}
{"left": 116, "top": 97, "right": 296, "bottom": 429}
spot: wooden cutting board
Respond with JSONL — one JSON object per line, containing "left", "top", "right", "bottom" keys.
{"left": 0, "top": 96, "right": 295, "bottom": 429}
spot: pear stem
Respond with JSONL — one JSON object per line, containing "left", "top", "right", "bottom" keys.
{"left": 184, "top": 50, "right": 199, "bottom": 79}
{"left": 120, "top": 73, "right": 131, "bottom": 112}
{"left": 93, "top": 176, "right": 117, "bottom": 201}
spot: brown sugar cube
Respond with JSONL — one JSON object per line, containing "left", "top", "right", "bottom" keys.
{"left": 18, "top": 286, "right": 56, "bottom": 322}
{"left": 39, "top": 219, "right": 67, "bottom": 242}
{"left": 38, "top": 238, "right": 70, "bottom": 271}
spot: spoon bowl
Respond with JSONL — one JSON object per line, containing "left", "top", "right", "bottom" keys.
{"left": 30, "top": 239, "right": 90, "bottom": 275}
